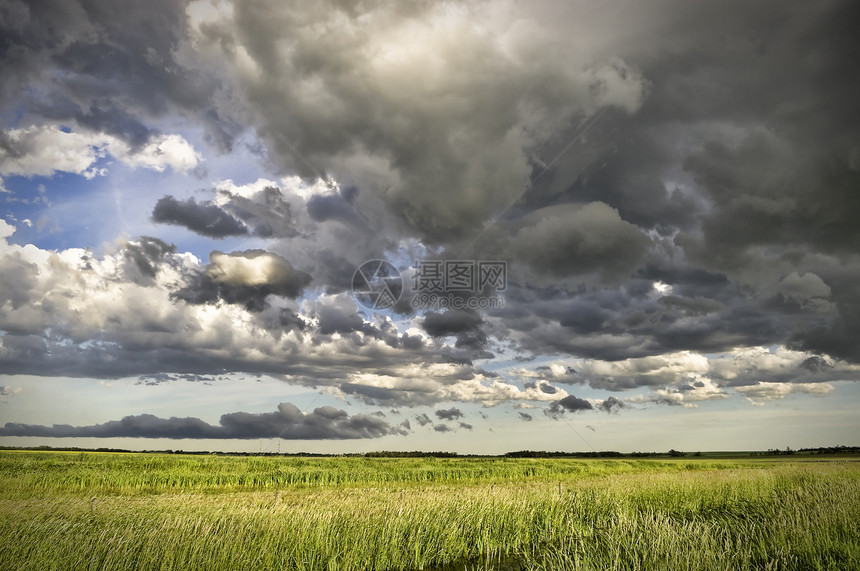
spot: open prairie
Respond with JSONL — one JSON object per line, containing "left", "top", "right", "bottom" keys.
{"left": 1, "top": 451, "right": 858, "bottom": 570}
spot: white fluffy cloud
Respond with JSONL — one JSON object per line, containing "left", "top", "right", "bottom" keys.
{"left": 532, "top": 351, "right": 711, "bottom": 392}
{"left": 735, "top": 382, "right": 835, "bottom": 405}
{"left": 118, "top": 133, "right": 202, "bottom": 173}
{"left": 525, "top": 345, "right": 856, "bottom": 409}
{"left": 331, "top": 361, "right": 569, "bottom": 407}
{"left": 0, "top": 125, "right": 201, "bottom": 178}
{"left": 0, "top": 219, "right": 14, "bottom": 239}
{"left": 0, "top": 226, "right": 483, "bottom": 394}
{"left": 626, "top": 377, "right": 729, "bottom": 409}
{"left": 708, "top": 347, "right": 846, "bottom": 384}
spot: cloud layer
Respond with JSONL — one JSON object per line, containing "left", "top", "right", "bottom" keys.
{"left": 0, "top": 402, "right": 402, "bottom": 439}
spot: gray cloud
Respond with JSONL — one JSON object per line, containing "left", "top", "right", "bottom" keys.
{"left": 422, "top": 309, "right": 488, "bottom": 350}
{"left": 306, "top": 189, "right": 366, "bottom": 227}
{"left": 213, "top": 182, "right": 303, "bottom": 239}
{"left": 509, "top": 202, "right": 651, "bottom": 282}
{"left": 187, "top": 0, "right": 647, "bottom": 243}
{"left": 314, "top": 294, "right": 378, "bottom": 336}
{"left": 435, "top": 408, "right": 463, "bottom": 421}
{"left": 598, "top": 396, "right": 627, "bottom": 414}
{"left": 0, "top": 0, "right": 239, "bottom": 153}
{"left": 136, "top": 373, "right": 217, "bottom": 386}
{"left": 340, "top": 383, "right": 401, "bottom": 405}
{"left": 545, "top": 395, "right": 593, "bottom": 420}
{"left": 121, "top": 237, "right": 177, "bottom": 282}
{"left": 152, "top": 196, "right": 249, "bottom": 238}
{"left": 0, "top": 403, "right": 402, "bottom": 439}
{"left": 657, "top": 295, "right": 725, "bottom": 317}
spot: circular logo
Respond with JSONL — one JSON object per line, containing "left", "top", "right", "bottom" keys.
{"left": 351, "top": 260, "right": 403, "bottom": 310}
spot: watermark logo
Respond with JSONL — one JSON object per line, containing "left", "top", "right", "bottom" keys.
{"left": 412, "top": 260, "right": 507, "bottom": 293}
{"left": 351, "top": 260, "right": 403, "bottom": 310}
{"left": 352, "top": 259, "right": 506, "bottom": 311}
{"left": 411, "top": 259, "right": 506, "bottom": 310}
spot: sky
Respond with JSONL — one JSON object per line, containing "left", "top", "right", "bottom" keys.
{"left": 1, "top": 0, "right": 859, "bottom": 454}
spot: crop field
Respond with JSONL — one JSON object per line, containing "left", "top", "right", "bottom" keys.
{"left": 1, "top": 452, "right": 858, "bottom": 570}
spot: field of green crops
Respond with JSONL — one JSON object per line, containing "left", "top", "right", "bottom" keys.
{"left": 1, "top": 452, "right": 858, "bottom": 570}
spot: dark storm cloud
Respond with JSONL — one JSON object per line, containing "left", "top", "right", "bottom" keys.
{"left": 0, "top": 0, "right": 239, "bottom": 149}
{"left": 434, "top": 408, "right": 463, "bottom": 421}
{"left": 657, "top": 295, "right": 725, "bottom": 317}
{"left": 626, "top": 0, "right": 860, "bottom": 361}
{"left": 508, "top": 202, "right": 651, "bottom": 282}
{"left": 474, "top": 0, "right": 860, "bottom": 367}
{"left": 422, "top": 310, "right": 488, "bottom": 350}
{"left": 422, "top": 310, "right": 484, "bottom": 337}
{"left": 0, "top": 403, "right": 401, "bottom": 439}
{"left": 531, "top": 115, "right": 702, "bottom": 234}
{"left": 544, "top": 395, "right": 593, "bottom": 420}
{"left": 495, "top": 261, "right": 838, "bottom": 366}
{"left": 152, "top": 196, "right": 249, "bottom": 238}
{"left": 190, "top": 0, "right": 647, "bottom": 244}
{"left": 518, "top": 412, "right": 533, "bottom": 422}
{"left": 433, "top": 424, "right": 451, "bottom": 433}
{"left": 306, "top": 191, "right": 366, "bottom": 227}
{"left": 414, "top": 413, "right": 433, "bottom": 427}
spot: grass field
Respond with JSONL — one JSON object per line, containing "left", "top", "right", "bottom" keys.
{"left": 1, "top": 452, "right": 858, "bottom": 570}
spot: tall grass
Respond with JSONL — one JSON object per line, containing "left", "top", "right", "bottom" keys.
{"left": 0, "top": 451, "right": 739, "bottom": 494}
{"left": 1, "top": 452, "right": 857, "bottom": 570}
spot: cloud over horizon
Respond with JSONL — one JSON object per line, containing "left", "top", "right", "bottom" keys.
{"left": 0, "top": 402, "right": 403, "bottom": 440}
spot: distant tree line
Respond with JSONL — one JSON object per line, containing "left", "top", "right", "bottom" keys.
{"left": 505, "top": 450, "right": 626, "bottom": 458}
{"left": 2, "top": 445, "right": 858, "bottom": 457}
{"left": 800, "top": 445, "right": 860, "bottom": 455}
{"left": 363, "top": 451, "right": 459, "bottom": 458}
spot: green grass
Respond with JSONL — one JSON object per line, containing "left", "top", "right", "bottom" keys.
{"left": 1, "top": 452, "right": 858, "bottom": 570}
